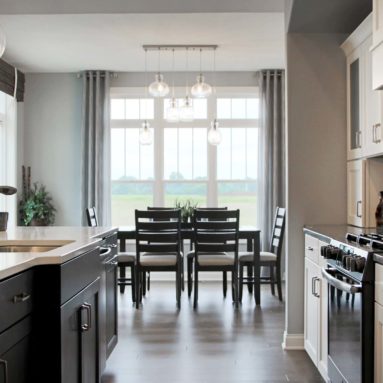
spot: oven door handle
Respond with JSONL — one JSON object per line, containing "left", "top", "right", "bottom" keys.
{"left": 321, "top": 268, "right": 362, "bottom": 294}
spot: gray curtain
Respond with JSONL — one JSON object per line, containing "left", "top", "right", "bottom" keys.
{"left": 81, "top": 71, "right": 111, "bottom": 226}
{"left": 256, "top": 69, "right": 286, "bottom": 249}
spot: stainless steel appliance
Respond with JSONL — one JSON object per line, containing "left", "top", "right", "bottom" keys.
{"left": 321, "top": 233, "right": 377, "bottom": 383}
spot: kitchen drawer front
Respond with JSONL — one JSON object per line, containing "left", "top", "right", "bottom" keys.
{"left": 305, "top": 235, "right": 319, "bottom": 264}
{"left": 0, "top": 270, "right": 34, "bottom": 334}
{"left": 60, "top": 248, "right": 100, "bottom": 305}
{"left": 376, "top": 263, "right": 383, "bottom": 305}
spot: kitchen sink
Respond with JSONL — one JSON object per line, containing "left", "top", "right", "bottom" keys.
{"left": 0, "top": 245, "right": 60, "bottom": 253}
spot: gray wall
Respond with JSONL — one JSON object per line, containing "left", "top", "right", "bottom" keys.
{"left": 285, "top": 33, "right": 347, "bottom": 335}
{"left": 23, "top": 73, "right": 82, "bottom": 225}
{"left": 22, "top": 71, "right": 260, "bottom": 225}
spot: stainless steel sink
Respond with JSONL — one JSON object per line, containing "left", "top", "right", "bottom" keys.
{"left": 0, "top": 245, "right": 60, "bottom": 253}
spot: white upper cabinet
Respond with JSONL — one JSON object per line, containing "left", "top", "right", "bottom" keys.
{"left": 372, "top": 0, "right": 383, "bottom": 90}
{"left": 342, "top": 14, "right": 383, "bottom": 159}
{"left": 347, "top": 159, "right": 366, "bottom": 227}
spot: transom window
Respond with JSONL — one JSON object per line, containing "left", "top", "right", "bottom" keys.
{"left": 110, "top": 87, "right": 259, "bottom": 226}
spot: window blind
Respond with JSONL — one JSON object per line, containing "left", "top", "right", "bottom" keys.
{"left": 0, "top": 59, "right": 25, "bottom": 102}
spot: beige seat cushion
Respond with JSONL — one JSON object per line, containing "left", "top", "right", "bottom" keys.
{"left": 139, "top": 254, "right": 178, "bottom": 266}
{"left": 239, "top": 251, "right": 277, "bottom": 263}
{"left": 117, "top": 252, "right": 135, "bottom": 263}
{"left": 196, "top": 253, "right": 234, "bottom": 266}
{"left": 187, "top": 251, "right": 226, "bottom": 259}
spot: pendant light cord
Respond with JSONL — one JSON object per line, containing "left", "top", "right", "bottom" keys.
{"left": 172, "top": 49, "right": 175, "bottom": 99}
{"left": 185, "top": 48, "right": 189, "bottom": 97}
{"left": 144, "top": 49, "right": 148, "bottom": 121}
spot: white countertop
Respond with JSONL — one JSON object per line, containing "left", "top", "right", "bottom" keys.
{"left": 0, "top": 226, "right": 118, "bottom": 280}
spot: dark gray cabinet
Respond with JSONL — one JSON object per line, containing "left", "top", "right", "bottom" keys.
{"left": 61, "top": 278, "right": 100, "bottom": 383}
{"left": 105, "top": 256, "right": 118, "bottom": 358}
{"left": 0, "top": 316, "right": 32, "bottom": 383}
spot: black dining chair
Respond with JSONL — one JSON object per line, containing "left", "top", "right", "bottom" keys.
{"left": 239, "top": 207, "right": 286, "bottom": 301}
{"left": 186, "top": 207, "right": 228, "bottom": 298}
{"left": 85, "top": 207, "right": 136, "bottom": 302}
{"left": 135, "top": 209, "right": 183, "bottom": 309}
{"left": 190, "top": 209, "right": 240, "bottom": 309}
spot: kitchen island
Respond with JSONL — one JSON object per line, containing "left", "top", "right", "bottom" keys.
{"left": 0, "top": 226, "right": 118, "bottom": 383}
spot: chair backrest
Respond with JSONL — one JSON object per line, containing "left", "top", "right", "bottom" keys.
{"left": 135, "top": 209, "right": 182, "bottom": 262}
{"left": 193, "top": 209, "right": 240, "bottom": 260}
{"left": 147, "top": 207, "right": 176, "bottom": 221}
{"left": 269, "top": 207, "right": 286, "bottom": 260}
{"left": 86, "top": 207, "right": 98, "bottom": 227}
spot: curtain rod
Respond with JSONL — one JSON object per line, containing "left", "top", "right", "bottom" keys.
{"left": 77, "top": 72, "right": 118, "bottom": 79}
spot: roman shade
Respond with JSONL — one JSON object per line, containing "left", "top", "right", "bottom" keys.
{"left": 0, "top": 59, "right": 25, "bottom": 102}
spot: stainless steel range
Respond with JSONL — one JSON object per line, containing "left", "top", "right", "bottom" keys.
{"left": 320, "top": 232, "right": 378, "bottom": 383}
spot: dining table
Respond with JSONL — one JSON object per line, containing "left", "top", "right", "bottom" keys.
{"left": 117, "top": 226, "right": 261, "bottom": 305}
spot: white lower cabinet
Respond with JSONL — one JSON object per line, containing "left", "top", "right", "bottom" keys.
{"left": 304, "top": 234, "right": 328, "bottom": 382}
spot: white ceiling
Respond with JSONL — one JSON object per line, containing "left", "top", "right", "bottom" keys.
{"left": 0, "top": 13, "right": 285, "bottom": 73}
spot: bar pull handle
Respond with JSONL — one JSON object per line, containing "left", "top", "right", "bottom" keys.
{"left": 13, "top": 292, "right": 31, "bottom": 303}
{"left": 0, "top": 359, "right": 8, "bottom": 383}
{"left": 356, "top": 201, "right": 362, "bottom": 218}
{"left": 80, "top": 303, "right": 92, "bottom": 332}
{"left": 375, "top": 123, "right": 381, "bottom": 143}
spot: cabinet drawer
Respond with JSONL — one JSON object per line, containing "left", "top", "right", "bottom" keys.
{"left": 0, "top": 270, "right": 33, "bottom": 334}
{"left": 376, "top": 264, "right": 383, "bottom": 305}
{"left": 305, "top": 235, "right": 319, "bottom": 264}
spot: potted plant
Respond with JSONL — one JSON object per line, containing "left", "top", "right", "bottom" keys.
{"left": 19, "top": 167, "right": 56, "bottom": 226}
{"left": 175, "top": 199, "right": 198, "bottom": 227}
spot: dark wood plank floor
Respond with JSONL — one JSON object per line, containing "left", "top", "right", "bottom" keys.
{"left": 102, "top": 281, "right": 323, "bottom": 383}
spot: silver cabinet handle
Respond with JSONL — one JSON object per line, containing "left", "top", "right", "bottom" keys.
{"left": 373, "top": 124, "right": 377, "bottom": 143}
{"left": 314, "top": 277, "right": 320, "bottom": 298}
{"left": 356, "top": 200, "right": 362, "bottom": 218}
{"left": 355, "top": 131, "right": 362, "bottom": 148}
{"left": 80, "top": 302, "right": 92, "bottom": 332}
{"left": 311, "top": 277, "right": 316, "bottom": 296}
{"left": 0, "top": 359, "right": 8, "bottom": 383}
{"left": 375, "top": 123, "right": 382, "bottom": 143}
{"left": 13, "top": 292, "right": 31, "bottom": 303}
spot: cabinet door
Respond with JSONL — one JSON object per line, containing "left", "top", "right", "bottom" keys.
{"left": 0, "top": 317, "right": 32, "bottom": 383}
{"left": 105, "top": 259, "right": 118, "bottom": 359}
{"left": 365, "top": 36, "right": 383, "bottom": 157}
{"left": 304, "top": 258, "right": 320, "bottom": 365}
{"left": 61, "top": 278, "right": 100, "bottom": 383}
{"left": 373, "top": 0, "right": 383, "bottom": 46}
{"left": 375, "top": 302, "right": 383, "bottom": 383}
{"left": 347, "top": 159, "right": 366, "bottom": 227}
{"left": 347, "top": 47, "right": 364, "bottom": 160}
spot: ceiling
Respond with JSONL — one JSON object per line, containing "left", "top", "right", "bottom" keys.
{"left": 0, "top": 13, "right": 285, "bottom": 73}
{"left": 288, "top": 0, "right": 372, "bottom": 33}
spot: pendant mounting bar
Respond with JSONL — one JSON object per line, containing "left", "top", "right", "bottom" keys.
{"left": 143, "top": 44, "right": 218, "bottom": 51}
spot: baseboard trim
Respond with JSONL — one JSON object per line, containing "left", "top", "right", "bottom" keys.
{"left": 282, "top": 331, "right": 304, "bottom": 350}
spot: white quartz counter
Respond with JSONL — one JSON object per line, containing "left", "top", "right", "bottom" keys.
{"left": 0, "top": 226, "right": 118, "bottom": 279}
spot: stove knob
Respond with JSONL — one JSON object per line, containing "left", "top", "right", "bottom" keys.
{"left": 355, "top": 257, "right": 366, "bottom": 272}
{"left": 349, "top": 258, "right": 356, "bottom": 272}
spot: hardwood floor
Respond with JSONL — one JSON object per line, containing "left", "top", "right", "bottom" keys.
{"left": 102, "top": 281, "right": 323, "bottom": 383}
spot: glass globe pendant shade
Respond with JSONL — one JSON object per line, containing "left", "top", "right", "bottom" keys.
{"left": 139, "top": 121, "right": 153, "bottom": 145}
{"left": 0, "top": 26, "right": 6, "bottom": 58}
{"left": 191, "top": 74, "right": 212, "bottom": 98}
{"left": 148, "top": 73, "right": 169, "bottom": 97}
{"left": 179, "top": 96, "right": 194, "bottom": 122}
{"left": 208, "top": 119, "right": 222, "bottom": 146}
{"left": 166, "top": 98, "right": 180, "bottom": 122}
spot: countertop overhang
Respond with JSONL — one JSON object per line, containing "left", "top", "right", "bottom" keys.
{"left": 0, "top": 226, "right": 118, "bottom": 279}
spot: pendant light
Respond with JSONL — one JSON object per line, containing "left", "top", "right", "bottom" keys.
{"left": 148, "top": 49, "right": 169, "bottom": 97}
{"left": 166, "top": 49, "right": 180, "bottom": 122}
{"left": 179, "top": 48, "right": 194, "bottom": 122}
{"left": 0, "top": 26, "right": 6, "bottom": 58}
{"left": 191, "top": 49, "right": 212, "bottom": 98}
{"left": 208, "top": 49, "right": 222, "bottom": 145}
{"left": 140, "top": 49, "right": 153, "bottom": 145}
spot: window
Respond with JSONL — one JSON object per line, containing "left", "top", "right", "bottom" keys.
{"left": 110, "top": 88, "right": 259, "bottom": 226}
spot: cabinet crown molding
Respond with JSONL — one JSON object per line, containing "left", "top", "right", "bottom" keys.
{"left": 341, "top": 13, "right": 372, "bottom": 56}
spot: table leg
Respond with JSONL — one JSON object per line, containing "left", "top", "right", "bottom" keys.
{"left": 253, "top": 232, "right": 261, "bottom": 306}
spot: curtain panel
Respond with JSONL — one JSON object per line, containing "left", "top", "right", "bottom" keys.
{"left": 81, "top": 71, "right": 111, "bottom": 226}
{"left": 256, "top": 69, "right": 286, "bottom": 249}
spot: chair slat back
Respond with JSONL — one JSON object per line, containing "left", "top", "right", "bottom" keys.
{"left": 135, "top": 209, "right": 181, "bottom": 262}
{"left": 86, "top": 207, "right": 98, "bottom": 227}
{"left": 193, "top": 209, "right": 240, "bottom": 258}
{"left": 269, "top": 207, "right": 286, "bottom": 259}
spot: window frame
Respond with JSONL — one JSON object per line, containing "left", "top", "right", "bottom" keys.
{"left": 110, "top": 86, "right": 259, "bottom": 224}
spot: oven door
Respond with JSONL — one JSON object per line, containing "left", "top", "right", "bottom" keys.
{"left": 321, "top": 268, "right": 363, "bottom": 383}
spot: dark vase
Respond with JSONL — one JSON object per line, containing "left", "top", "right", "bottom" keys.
{"left": 376, "top": 191, "right": 383, "bottom": 228}
{"left": 30, "top": 218, "right": 47, "bottom": 226}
